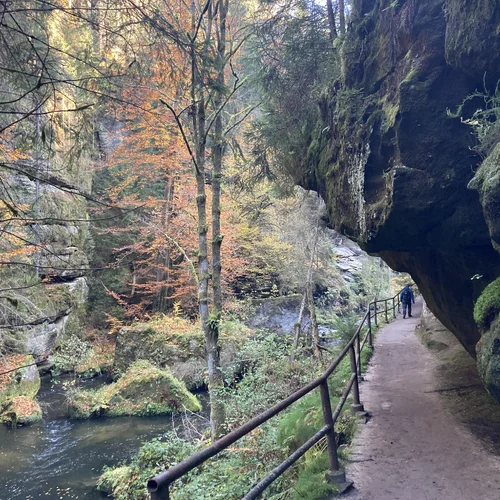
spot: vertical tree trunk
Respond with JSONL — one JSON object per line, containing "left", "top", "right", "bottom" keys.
{"left": 154, "top": 176, "right": 175, "bottom": 312}
{"left": 206, "top": 0, "right": 230, "bottom": 439}
{"left": 189, "top": 0, "right": 226, "bottom": 440}
{"left": 290, "top": 292, "right": 307, "bottom": 361}
{"left": 307, "top": 281, "right": 321, "bottom": 359}
{"left": 326, "top": 0, "right": 338, "bottom": 41}
{"left": 338, "top": 0, "right": 346, "bottom": 35}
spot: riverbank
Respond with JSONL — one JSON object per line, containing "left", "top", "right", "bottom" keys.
{"left": 0, "top": 376, "right": 209, "bottom": 500}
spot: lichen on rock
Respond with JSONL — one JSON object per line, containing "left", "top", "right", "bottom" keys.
{"left": 67, "top": 360, "right": 201, "bottom": 419}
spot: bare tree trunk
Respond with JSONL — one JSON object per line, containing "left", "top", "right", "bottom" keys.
{"left": 290, "top": 292, "right": 307, "bottom": 361}
{"left": 326, "top": 0, "right": 338, "bottom": 41}
{"left": 206, "top": 0, "right": 229, "bottom": 439}
{"left": 155, "top": 176, "right": 175, "bottom": 312}
{"left": 307, "top": 281, "right": 321, "bottom": 359}
{"left": 338, "top": 0, "right": 346, "bottom": 35}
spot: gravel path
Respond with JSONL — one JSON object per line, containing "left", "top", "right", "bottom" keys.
{"left": 344, "top": 298, "right": 500, "bottom": 500}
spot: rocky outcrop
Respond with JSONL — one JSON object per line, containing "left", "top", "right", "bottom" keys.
{"left": 300, "top": 0, "right": 500, "bottom": 363}
{"left": 67, "top": 360, "right": 201, "bottom": 419}
{"left": 0, "top": 158, "right": 91, "bottom": 358}
{"left": 469, "top": 144, "right": 500, "bottom": 253}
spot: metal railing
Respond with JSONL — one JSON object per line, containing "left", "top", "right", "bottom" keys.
{"left": 148, "top": 292, "right": 402, "bottom": 499}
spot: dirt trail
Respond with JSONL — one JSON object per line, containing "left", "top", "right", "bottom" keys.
{"left": 344, "top": 298, "right": 500, "bottom": 500}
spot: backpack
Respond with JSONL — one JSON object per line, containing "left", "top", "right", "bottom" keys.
{"left": 402, "top": 288, "right": 411, "bottom": 302}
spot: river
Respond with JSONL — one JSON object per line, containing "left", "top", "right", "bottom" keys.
{"left": 0, "top": 376, "right": 209, "bottom": 500}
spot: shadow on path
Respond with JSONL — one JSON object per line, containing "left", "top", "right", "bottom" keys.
{"left": 344, "top": 298, "right": 500, "bottom": 500}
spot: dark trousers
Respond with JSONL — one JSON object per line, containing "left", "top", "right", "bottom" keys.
{"left": 402, "top": 302, "right": 412, "bottom": 317}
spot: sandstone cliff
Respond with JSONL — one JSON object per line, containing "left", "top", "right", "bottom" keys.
{"left": 300, "top": 1, "right": 500, "bottom": 394}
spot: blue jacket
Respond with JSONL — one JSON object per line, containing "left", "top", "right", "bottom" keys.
{"left": 400, "top": 286, "right": 415, "bottom": 304}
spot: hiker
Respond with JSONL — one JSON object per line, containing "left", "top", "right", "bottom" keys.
{"left": 400, "top": 284, "right": 415, "bottom": 319}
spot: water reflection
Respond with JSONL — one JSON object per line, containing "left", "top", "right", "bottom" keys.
{"left": 0, "top": 376, "right": 209, "bottom": 500}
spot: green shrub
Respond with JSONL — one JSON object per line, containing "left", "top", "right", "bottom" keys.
{"left": 98, "top": 429, "right": 287, "bottom": 500}
{"left": 223, "top": 332, "right": 316, "bottom": 427}
{"left": 52, "top": 335, "right": 92, "bottom": 375}
{"left": 474, "top": 278, "right": 500, "bottom": 330}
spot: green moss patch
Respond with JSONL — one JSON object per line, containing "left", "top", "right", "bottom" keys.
{"left": 0, "top": 395, "right": 42, "bottom": 426}
{"left": 0, "top": 354, "right": 40, "bottom": 404}
{"left": 474, "top": 278, "right": 500, "bottom": 330}
{"left": 68, "top": 360, "right": 201, "bottom": 419}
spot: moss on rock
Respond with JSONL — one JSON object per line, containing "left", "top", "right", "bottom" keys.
{"left": 0, "top": 355, "right": 40, "bottom": 404}
{"left": 68, "top": 360, "right": 201, "bottom": 419}
{"left": 97, "top": 466, "right": 132, "bottom": 497}
{"left": 476, "top": 315, "right": 500, "bottom": 402}
{"left": 468, "top": 143, "right": 500, "bottom": 252}
{"left": 0, "top": 395, "right": 42, "bottom": 426}
{"left": 474, "top": 278, "right": 500, "bottom": 330}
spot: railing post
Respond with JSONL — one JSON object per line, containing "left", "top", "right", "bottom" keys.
{"left": 319, "top": 380, "right": 340, "bottom": 471}
{"left": 349, "top": 345, "right": 364, "bottom": 413}
{"left": 150, "top": 485, "right": 170, "bottom": 500}
{"left": 367, "top": 310, "right": 372, "bottom": 348}
{"left": 355, "top": 332, "right": 362, "bottom": 377}
{"left": 384, "top": 300, "right": 388, "bottom": 323}
{"left": 392, "top": 297, "right": 396, "bottom": 319}
{"left": 319, "top": 380, "right": 348, "bottom": 486}
{"left": 397, "top": 295, "right": 401, "bottom": 313}
{"left": 373, "top": 300, "right": 378, "bottom": 327}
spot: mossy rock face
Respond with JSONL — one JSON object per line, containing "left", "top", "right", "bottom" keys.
{"left": 0, "top": 355, "right": 40, "bottom": 404}
{"left": 469, "top": 144, "right": 500, "bottom": 252}
{"left": 0, "top": 163, "right": 92, "bottom": 358}
{"left": 476, "top": 315, "right": 500, "bottom": 402}
{"left": 0, "top": 396, "right": 42, "bottom": 426}
{"left": 474, "top": 278, "right": 500, "bottom": 330}
{"left": 445, "top": 0, "right": 500, "bottom": 76}
{"left": 68, "top": 360, "right": 201, "bottom": 419}
{"left": 296, "top": 0, "right": 500, "bottom": 357}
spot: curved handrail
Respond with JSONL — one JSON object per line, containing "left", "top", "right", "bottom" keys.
{"left": 148, "top": 292, "right": 401, "bottom": 499}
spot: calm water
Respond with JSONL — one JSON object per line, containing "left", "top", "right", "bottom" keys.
{"left": 0, "top": 377, "right": 209, "bottom": 500}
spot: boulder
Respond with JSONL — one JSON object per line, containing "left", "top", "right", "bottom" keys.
{"left": 68, "top": 360, "right": 201, "bottom": 419}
